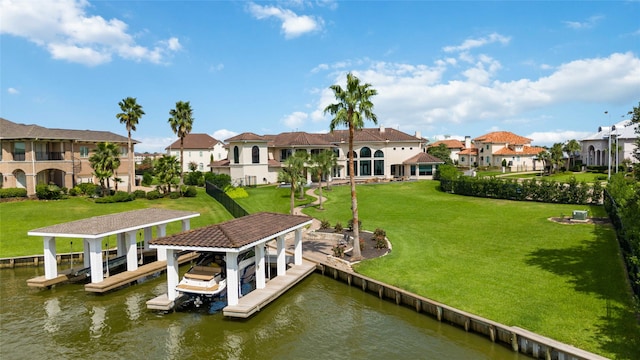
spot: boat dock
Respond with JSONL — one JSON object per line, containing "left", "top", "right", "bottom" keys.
{"left": 223, "top": 259, "right": 316, "bottom": 318}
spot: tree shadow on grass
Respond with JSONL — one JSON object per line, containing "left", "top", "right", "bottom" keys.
{"left": 524, "top": 224, "right": 639, "bottom": 359}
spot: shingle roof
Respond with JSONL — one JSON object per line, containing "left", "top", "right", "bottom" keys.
{"left": 403, "top": 152, "right": 445, "bottom": 164}
{"left": 226, "top": 132, "right": 267, "bottom": 142}
{"left": 323, "top": 127, "right": 421, "bottom": 143}
{"left": 473, "top": 131, "right": 532, "bottom": 145}
{"left": 166, "top": 133, "right": 220, "bottom": 150}
{"left": 150, "top": 212, "right": 313, "bottom": 249}
{"left": 268, "top": 132, "right": 334, "bottom": 147}
{"left": 0, "top": 118, "right": 134, "bottom": 143}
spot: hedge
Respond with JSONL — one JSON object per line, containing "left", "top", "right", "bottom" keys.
{"left": 0, "top": 188, "right": 27, "bottom": 198}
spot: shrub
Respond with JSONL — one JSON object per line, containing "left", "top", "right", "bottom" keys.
{"left": 169, "top": 191, "right": 181, "bottom": 199}
{"left": 185, "top": 171, "right": 203, "bottom": 186}
{"left": 373, "top": 228, "right": 387, "bottom": 249}
{"left": 133, "top": 190, "right": 146, "bottom": 199}
{"left": 332, "top": 245, "right": 345, "bottom": 258}
{"left": 36, "top": 184, "right": 64, "bottom": 200}
{"left": 320, "top": 219, "right": 331, "bottom": 230}
{"left": 0, "top": 188, "right": 27, "bottom": 198}
{"left": 225, "top": 186, "right": 249, "bottom": 199}
{"left": 359, "top": 239, "right": 365, "bottom": 251}
{"left": 182, "top": 186, "right": 197, "bottom": 197}
{"left": 141, "top": 172, "right": 153, "bottom": 186}
{"left": 334, "top": 222, "right": 343, "bottom": 233}
{"left": 76, "top": 182, "right": 98, "bottom": 196}
{"left": 68, "top": 187, "right": 78, "bottom": 196}
{"left": 95, "top": 191, "right": 134, "bottom": 203}
{"left": 146, "top": 190, "right": 162, "bottom": 200}
{"left": 207, "top": 173, "right": 232, "bottom": 190}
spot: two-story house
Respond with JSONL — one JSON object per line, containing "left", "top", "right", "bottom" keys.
{"left": 458, "top": 131, "right": 545, "bottom": 171}
{"left": 210, "top": 126, "right": 442, "bottom": 186}
{"left": 166, "top": 133, "right": 227, "bottom": 173}
{"left": 581, "top": 119, "right": 639, "bottom": 168}
{"left": 0, "top": 118, "right": 135, "bottom": 196}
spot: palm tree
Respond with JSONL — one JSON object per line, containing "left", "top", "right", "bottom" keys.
{"left": 168, "top": 101, "right": 194, "bottom": 186}
{"left": 550, "top": 143, "right": 564, "bottom": 172}
{"left": 116, "top": 97, "right": 145, "bottom": 193}
{"left": 324, "top": 72, "right": 378, "bottom": 260}
{"left": 562, "top": 139, "right": 581, "bottom": 170}
{"left": 279, "top": 150, "right": 309, "bottom": 215}
{"left": 89, "top": 142, "right": 121, "bottom": 196}
{"left": 155, "top": 155, "right": 180, "bottom": 194}
{"left": 310, "top": 149, "right": 337, "bottom": 210}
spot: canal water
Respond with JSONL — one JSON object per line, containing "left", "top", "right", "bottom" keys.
{"left": 1, "top": 267, "right": 526, "bottom": 359}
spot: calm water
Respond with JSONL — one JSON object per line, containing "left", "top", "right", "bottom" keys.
{"left": 0, "top": 267, "right": 526, "bottom": 359}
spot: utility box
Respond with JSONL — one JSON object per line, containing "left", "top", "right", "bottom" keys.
{"left": 572, "top": 210, "right": 588, "bottom": 221}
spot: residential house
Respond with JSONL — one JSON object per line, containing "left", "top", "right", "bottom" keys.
{"left": 428, "top": 138, "right": 466, "bottom": 163}
{"left": 166, "top": 133, "right": 227, "bottom": 173}
{"left": 581, "top": 119, "right": 638, "bottom": 168}
{"left": 458, "top": 131, "right": 545, "bottom": 171}
{"left": 210, "top": 126, "right": 441, "bottom": 186}
{"left": 0, "top": 118, "right": 135, "bottom": 196}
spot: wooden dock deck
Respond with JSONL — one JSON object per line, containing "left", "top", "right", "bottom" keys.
{"left": 223, "top": 259, "right": 317, "bottom": 318}
{"left": 27, "top": 274, "right": 69, "bottom": 288}
{"left": 84, "top": 252, "right": 199, "bottom": 293}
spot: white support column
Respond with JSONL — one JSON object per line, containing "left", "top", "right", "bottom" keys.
{"left": 181, "top": 219, "right": 191, "bottom": 232}
{"left": 226, "top": 252, "right": 239, "bottom": 306}
{"left": 156, "top": 224, "right": 167, "bottom": 261}
{"left": 125, "top": 230, "right": 138, "bottom": 271}
{"left": 116, "top": 233, "right": 126, "bottom": 257}
{"left": 43, "top": 236, "right": 57, "bottom": 280}
{"left": 83, "top": 239, "right": 91, "bottom": 268}
{"left": 166, "top": 249, "right": 179, "bottom": 301}
{"left": 255, "top": 244, "right": 266, "bottom": 289}
{"left": 294, "top": 229, "right": 303, "bottom": 266}
{"left": 143, "top": 227, "right": 152, "bottom": 250}
{"left": 89, "top": 238, "right": 104, "bottom": 283}
{"left": 276, "top": 235, "right": 286, "bottom": 276}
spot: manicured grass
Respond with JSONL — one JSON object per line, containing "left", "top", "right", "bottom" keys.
{"left": 299, "top": 181, "right": 637, "bottom": 359}
{"left": 501, "top": 171, "right": 607, "bottom": 183}
{"left": 0, "top": 188, "right": 233, "bottom": 258}
{"left": 235, "top": 185, "right": 315, "bottom": 214}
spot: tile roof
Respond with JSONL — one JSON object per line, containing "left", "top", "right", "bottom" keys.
{"left": 0, "top": 117, "right": 133, "bottom": 143}
{"left": 28, "top": 209, "right": 199, "bottom": 237}
{"left": 267, "top": 132, "right": 334, "bottom": 147}
{"left": 225, "top": 132, "right": 267, "bottom": 142}
{"left": 458, "top": 146, "right": 478, "bottom": 155}
{"left": 150, "top": 212, "right": 313, "bottom": 249}
{"left": 473, "top": 131, "right": 532, "bottom": 145}
{"left": 493, "top": 146, "right": 546, "bottom": 155}
{"left": 322, "top": 127, "right": 422, "bottom": 143}
{"left": 429, "top": 139, "right": 465, "bottom": 149}
{"left": 403, "top": 152, "right": 445, "bottom": 164}
{"left": 166, "top": 133, "right": 220, "bottom": 150}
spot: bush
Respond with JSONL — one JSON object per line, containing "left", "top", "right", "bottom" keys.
{"left": 169, "top": 191, "right": 181, "bottom": 199}
{"left": 185, "top": 171, "right": 203, "bottom": 186}
{"left": 182, "top": 186, "right": 197, "bottom": 197}
{"left": 334, "top": 222, "right": 343, "bottom": 233}
{"left": 68, "top": 187, "right": 78, "bottom": 196}
{"left": 141, "top": 172, "right": 153, "bottom": 186}
{"left": 0, "top": 188, "right": 27, "bottom": 198}
{"left": 320, "top": 219, "right": 331, "bottom": 230}
{"left": 76, "top": 182, "right": 98, "bottom": 196}
{"left": 36, "top": 184, "right": 64, "bottom": 200}
{"left": 373, "top": 228, "right": 387, "bottom": 249}
{"left": 225, "top": 186, "right": 249, "bottom": 199}
{"left": 94, "top": 191, "right": 134, "bottom": 203}
{"left": 207, "top": 173, "right": 232, "bottom": 190}
{"left": 133, "top": 190, "right": 146, "bottom": 199}
{"left": 146, "top": 190, "right": 162, "bottom": 200}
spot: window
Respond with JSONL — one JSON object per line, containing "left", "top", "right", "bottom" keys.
{"left": 199, "top": 151, "right": 203, "bottom": 157}
{"left": 360, "top": 160, "right": 371, "bottom": 176}
{"left": 252, "top": 146, "right": 259, "bottom": 164}
{"left": 360, "top": 147, "right": 371, "bottom": 158}
{"left": 374, "top": 150, "right": 384, "bottom": 175}
{"left": 281, "top": 149, "right": 292, "bottom": 161}
{"left": 486, "top": 145, "right": 489, "bottom": 150}
{"left": 410, "top": 165, "right": 416, "bottom": 176}
{"left": 460, "top": 156, "right": 465, "bottom": 162}
{"left": 346, "top": 161, "right": 358, "bottom": 176}
{"left": 233, "top": 146, "right": 239, "bottom": 164}
{"left": 419, "top": 165, "right": 433, "bottom": 176}
{"left": 121, "top": 147, "right": 127, "bottom": 156}
{"left": 333, "top": 148, "right": 340, "bottom": 158}
{"left": 199, "top": 163, "right": 204, "bottom": 170}
{"left": 13, "top": 142, "right": 25, "bottom": 161}
{"left": 80, "top": 146, "right": 89, "bottom": 158}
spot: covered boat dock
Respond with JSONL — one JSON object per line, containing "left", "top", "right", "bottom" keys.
{"left": 146, "top": 212, "right": 314, "bottom": 317}
{"left": 27, "top": 208, "right": 200, "bottom": 290}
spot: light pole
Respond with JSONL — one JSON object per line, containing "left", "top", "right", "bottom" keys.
{"left": 605, "top": 111, "right": 611, "bottom": 180}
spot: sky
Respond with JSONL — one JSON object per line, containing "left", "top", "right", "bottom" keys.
{"left": 1, "top": 0, "right": 639, "bottom": 153}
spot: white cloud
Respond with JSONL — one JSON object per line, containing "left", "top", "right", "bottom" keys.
{"left": 443, "top": 32, "right": 511, "bottom": 53}
{"left": 282, "top": 111, "right": 308, "bottom": 129}
{"left": 7, "top": 87, "right": 19, "bottom": 95}
{"left": 0, "top": 0, "right": 181, "bottom": 66}
{"left": 212, "top": 129, "right": 238, "bottom": 142}
{"left": 247, "top": 2, "right": 323, "bottom": 39}
{"left": 563, "top": 15, "right": 604, "bottom": 30}
{"left": 526, "top": 130, "right": 592, "bottom": 146}
{"left": 135, "top": 136, "right": 175, "bottom": 153}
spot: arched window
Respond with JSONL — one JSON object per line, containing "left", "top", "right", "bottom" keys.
{"left": 374, "top": 150, "right": 384, "bottom": 176}
{"left": 252, "top": 146, "right": 259, "bottom": 164}
{"left": 233, "top": 146, "right": 239, "bottom": 164}
{"left": 359, "top": 147, "right": 371, "bottom": 176}
{"left": 360, "top": 147, "right": 371, "bottom": 158}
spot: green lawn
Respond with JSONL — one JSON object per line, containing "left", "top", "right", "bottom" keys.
{"left": 1, "top": 182, "right": 637, "bottom": 358}
{"left": 0, "top": 188, "right": 233, "bottom": 257}
{"left": 501, "top": 171, "right": 607, "bottom": 183}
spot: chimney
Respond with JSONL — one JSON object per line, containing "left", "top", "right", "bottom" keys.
{"left": 379, "top": 125, "right": 385, "bottom": 133}
{"left": 465, "top": 136, "right": 471, "bottom": 149}
{"left": 415, "top": 131, "right": 421, "bottom": 139}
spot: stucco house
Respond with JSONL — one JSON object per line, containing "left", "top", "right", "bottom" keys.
{"left": 210, "top": 126, "right": 442, "bottom": 186}
{"left": 429, "top": 138, "right": 467, "bottom": 163}
{"left": 166, "top": 133, "right": 227, "bottom": 173}
{"left": 0, "top": 118, "right": 135, "bottom": 196}
{"left": 458, "top": 131, "right": 545, "bottom": 171}
{"left": 581, "top": 119, "right": 638, "bottom": 168}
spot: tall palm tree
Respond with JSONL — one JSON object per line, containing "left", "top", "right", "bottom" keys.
{"left": 155, "top": 155, "right": 180, "bottom": 194}
{"left": 116, "top": 97, "right": 145, "bottom": 193}
{"left": 562, "top": 139, "right": 581, "bottom": 170}
{"left": 324, "top": 72, "right": 378, "bottom": 260}
{"left": 310, "top": 149, "right": 337, "bottom": 210}
{"left": 168, "top": 101, "right": 194, "bottom": 186}
{"left": 280, "top": 150, "right": 309, "bottom": 215}
{"left": 89, "top": 142, "right": 121, "bottom": 196}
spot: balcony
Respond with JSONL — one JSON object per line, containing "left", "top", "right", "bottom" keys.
{"left": 35, "top": 152, "right": 65, "bottom": 161}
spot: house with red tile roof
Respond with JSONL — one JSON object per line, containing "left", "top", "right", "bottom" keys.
{"left": 0, "top": 117, "right": 135, "bottom": 196}
{"left": 210, "top": 126, "right": 442, "bottom": 186}
{"left": 166, "top": 133, "right": 226, "bottom": 173}
{"left": 428, "top": 138, "right": 466, "bottom": 163}
{"left": 461, "top": 131, "right": 545, "bottom": 171}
